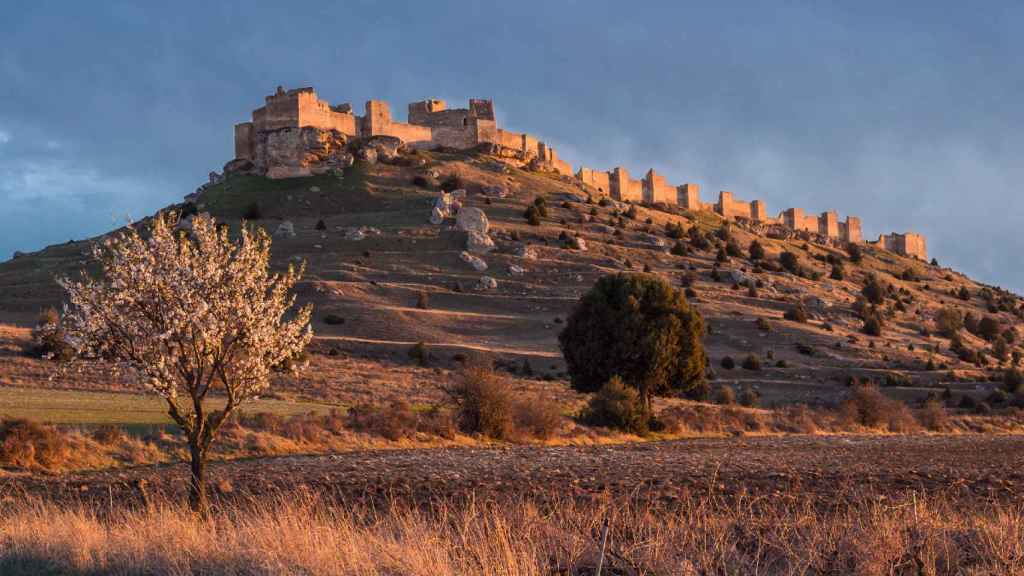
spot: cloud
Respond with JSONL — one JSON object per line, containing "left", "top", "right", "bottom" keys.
{"left": 0, "top": 130, "right": 10, "bottom": 144}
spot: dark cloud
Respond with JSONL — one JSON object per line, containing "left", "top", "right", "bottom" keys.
{"left": 1, "top": 0, "right": 1021, "bottom": 292}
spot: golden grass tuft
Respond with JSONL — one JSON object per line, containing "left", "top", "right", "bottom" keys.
{"left": 0, "top": 490, "right": 1022, "bottom": 575}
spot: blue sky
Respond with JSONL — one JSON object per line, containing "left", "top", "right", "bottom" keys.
{"left": 2, "top": 1, "right": 1022, "bottom": 292}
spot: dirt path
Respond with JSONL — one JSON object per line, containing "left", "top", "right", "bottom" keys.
{"left": 4, "top": 434, "right": 1023, "bottom": 506}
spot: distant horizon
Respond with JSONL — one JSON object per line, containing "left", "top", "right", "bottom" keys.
{"left": 2, "top": 1, "right": 1022, "bottom": 293}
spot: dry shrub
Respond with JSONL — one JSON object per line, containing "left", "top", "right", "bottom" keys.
{"left": 0, "top": 419, "right": 70, "bottom": 470}
{"left": 91, "top": 425, "right": 126, "bottom": 445}
{"left": 778, "top": 404, "right": 820, "bottom": 433}
{"left": 715, "top": 385, "right": 737, "bottom": 405}
{"left": 579, "top": 376, "right": 649, "bottom": 434}
{"left": 917, "top": 399, "right": 951, "bottom": 432}
{"left": 512, "top": 398, "right": 562, "bottom": 440}
{"left": 840, "top": 385, "right": 920, "bottom": 432}
{"left": 346, "top": 401, "right": 419, "bottom": 441}
{"left": 447, "top": 362, "right": 515, "bottom": 439}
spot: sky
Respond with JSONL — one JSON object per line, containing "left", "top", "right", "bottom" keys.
{"left": 2, "top": 1, "right": 1022, "bottom": 293}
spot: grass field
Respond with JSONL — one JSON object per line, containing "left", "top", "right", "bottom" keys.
{"left": 0, "top": 386, "right": 339, "bottom": 430}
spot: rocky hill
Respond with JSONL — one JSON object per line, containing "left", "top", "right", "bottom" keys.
{"left": 1, "top": 146, "right": 1021, "bottom": 407}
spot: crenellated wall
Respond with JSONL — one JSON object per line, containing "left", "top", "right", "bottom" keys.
{"left": 232, "top": 85, "right": 925, "bottom": 259}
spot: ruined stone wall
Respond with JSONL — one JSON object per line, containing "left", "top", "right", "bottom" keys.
{"left": 881, "top": 233, "right": 927, "bottom": 260}
{"left": 234, "top": 122, "right": 254, "bottom": 160}
{"left": 840, "top": 217, "right": 863, "bottom": 243}
{"left": 362, "top": 100, "right": 432, "bottom": 145}
{"left": 717, "top": 191, "right": 756, "bottom": 220}
{"left": 819, "top": 211, "right": 839, "bottom": 238}
{"left": 610, "top": 167, "right": 643, "bottom": 202}
{"left": 577, "top": 167, "right": 611, "bottom": 195}
{"left": 644, "top": 169, "right": 676, "bottom": 204}
{"left": 496, "top": 129, "right": 525, "bottom": 152}
{"left": 677, "top": 183, "right": 702, "bottom": 210}
{"left": 782, "top": 208, "right": 819, "bottom": 233}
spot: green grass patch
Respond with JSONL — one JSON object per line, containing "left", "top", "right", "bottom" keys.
{"left": 0, "top": 387, "right": 339, "bottom": 429}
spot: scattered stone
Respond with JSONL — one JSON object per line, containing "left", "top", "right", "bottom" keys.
{"left": 455, "top": 207, "right": 490, "bottom": 234}
{"left": 475, "top": 276, "right": 498, "bottom": 291}
{"left": 575, "top": 237, "right": 588, "bottom": 252}
{"left": 640, "top": 233, "right": 665, "bottom": 247}
{"left": 356, "top": 147, "right": 378, "bottom": 164}
{"left": 514, "top": 244, "right": 538, "bottom": 260}
{"left": 466, "top": 230, "right": 496, "bottom": 254}
{"left": 482, "top": 185, "right": 509, "bottom": 198}
{"left": 460, "top": 251, "right": 488, "bottom": 272}
{"left": 508, "top": 265, "right": 526, "bottom": 276}
{"left": 309, "top": 186, "right": 320, "bottom": 193}
{"left": 450, "top": 189, "right": 468, "bottom": 200}
{"left": 345, "top": 229, "right": 366, "bottom": 241}
{"left": 274, "top": 221, "right": 296, "bottom": 238}
{"left": 591, "top": 223, "right": 615, "bottom": 234}
{"left": 729, "top": 270, "right": 751, "bottom": 285}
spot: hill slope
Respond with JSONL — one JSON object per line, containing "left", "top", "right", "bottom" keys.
{"left": 1, "top": 148, "right": 1022, "bottom": 407}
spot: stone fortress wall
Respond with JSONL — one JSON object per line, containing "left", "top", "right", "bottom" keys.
{"left": 234, "top": 87, "right": 573, "bottom": 177}
{"left": 231, "top": 86, "right": 927, "bottom": 261}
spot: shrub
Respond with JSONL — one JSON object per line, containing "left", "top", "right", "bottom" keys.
{"left": 935, "top": 307, "right": 963, "bottom": 339}
{"left": 687, "top": 227, "right": 710, "bottom": 250}
{"left": 862, "top": 311, "right": 884, "bottom": 337}
{"left": 847, "top": 243, "right": 863, "bottom": 263}
{"left": 30, "top": 307, "right": 73, "bottom": 361}
{"left": 715, "top": 247, "right": 729, "bottom": 263}
{"left": 741, "top": 354, "right": 762, "bottom": 371}
{"left": 715, "top": 385, "right": 737, "bottom": 405}
{"left": 779, "top": 251, "right": 800, "bottom": 274}
{"left": 839, "top": 385, "right": 918, "bottom": 432}
{"left": 670, "top": 241, "right": 688, "bottom": 256}
{"left": 0, "top": 419, "right": 70, "bottom": 470}
{"left": 978, "top": 316, "right": 1001, "bottom": 341}
{"left": 323, "top": 314, "right": 345, "bottom": 325}
{"left": 412, "top": 175, "right": 430, "bottom": 188}
{"left": 513, "top": 399, "right": 562, "bottom": 440}
{"left": 747, "top": 282, "right": 758, "bottom": 298}
{"left": 784, "top": 305, "right": 808, "bottom": 323}
{"left": 917, "top": 399, "right": 950, "bottom": 431}
{"left": 720, "top": 356, "right": 736, "bottom": 370}
{"left": 579, "top": 376, "right": 649, "bottom": 433}
{"left": 738, "top": 387, "right": 760, "bottom": 407}
{"left": 725, "top": 241, "right": 743, "bottom": 258}
{"left": 1005, "top": 368, "right": 1024, "bottom": 394}
{"left": 958, "top": 286, "right": 971, "bottom": 301}
{"left": 346, "top": 401, "right": 420, "bottom": 441}
{"left": 408, "top": 341, "right": 429, "bottom": 366}
{"left": 440, "top": 174, "right": 463, "bottom": 192}
{"left": 447, "top": 363, "right": 514, "bottom": 439}
{"left": 748, "top": 240, "right": 765, "bottom": 261}
{"left": 755, "top": 317, "right": 772, "bottom": 331}
{"left": 830, "top": 263, "right": 845, "bottom": 281}
{"left": 242, "top": 202, "right": 262, "bottom": 220}
{"left": 861, "top": 275, "right": 886, "bottom": 305}
{"left": 558, "top": 273, "right": 707, "bottom": 408}
{"left": 524, "top": 205, "right": 542, "bottom": 226}
{"left": 314, "top": 219, "right": 326, "bottom": 231}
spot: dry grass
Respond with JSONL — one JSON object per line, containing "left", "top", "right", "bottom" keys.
{"left": 0, "top": 489, "right": 1022, "bottom": 575}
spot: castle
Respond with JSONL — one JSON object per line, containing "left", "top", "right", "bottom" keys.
{"left": 232, "top": 86, "right": 927, "bottom": 261}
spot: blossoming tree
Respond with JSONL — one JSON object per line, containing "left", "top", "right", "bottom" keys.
{"left": 59, "top": 212, "right": 313, "bottom": 512}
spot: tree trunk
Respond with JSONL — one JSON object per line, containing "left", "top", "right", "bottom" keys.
{"left": 188, "top": 441, "right": 208, "bottom": 515}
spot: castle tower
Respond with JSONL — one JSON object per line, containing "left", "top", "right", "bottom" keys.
{"left": 363, "top": 100, "right": 392, "bottom": 135}
{"left": 750, "top": 200, "right": 767, "bottom": 222}
{"left": 677, "top": 183, "right": 701, "bottom": 210}
{"left": 819, "top": 211, "right": 839, "bottom": 238}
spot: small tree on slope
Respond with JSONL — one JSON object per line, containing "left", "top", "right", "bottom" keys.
{"left": 558, "top": 273, "right": 707, "bottom": 412}
{"left": 58, "top": 212, "right": 313, "bottom": 513}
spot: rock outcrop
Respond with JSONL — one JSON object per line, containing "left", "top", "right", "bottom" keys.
{"left": 456, "top": 207, "right": 489, "bottom": 234}
{"left": 247, "top": 127, "right": 353, "bottom": 179}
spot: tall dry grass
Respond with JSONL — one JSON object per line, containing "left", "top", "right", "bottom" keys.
{"left": 1, "top": 489, "right": 1022, "bottom": 575}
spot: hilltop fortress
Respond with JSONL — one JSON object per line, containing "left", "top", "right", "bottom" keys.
{"left": 230, "top": 86, "right": 927, "bottom": 260}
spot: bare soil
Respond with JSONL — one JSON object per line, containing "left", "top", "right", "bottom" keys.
{"left": 5, "top": 434, "right": 1022, "bottom": 507}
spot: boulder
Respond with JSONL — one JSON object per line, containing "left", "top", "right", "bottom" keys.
{"left": 274, "top": 221, "right": 296, "bottom": 239}
{"left": 459, "top": 251, "right": 488, "bottom": 272}
{"left": 362, "top": 135, "right": 403, "bottom": 160}
{"left": 640, "top": 233, "right": 665, "bottom": 248}
{"left": 223, "top": 157, "right": 256, "bottom": 175}
{"left": 575, "top": 237, "right": 588, "bottom": 252}
{"left": 475, "top": 276, "right": 498, "bottom": 291}
{"left": 514, "top": 244, "right": 538, "bottom": 260}
{"left": 356, "top": 147, "right": 378, "bottom": 164}
{"left": 482, "top": 185, "right": 509, "bottom": 198}
{"left": 729, "top": 270, "right": 751, "bottom": 285}
{"left": 466, "top": 231, "right": 496, "bottom": 254}
{"left": 591, "top": 223, "right": 616, "bottom": 235}
{"left": 450, "top": 188, "right": 468, "bottom": 200}
{"left": 455, "top": 207, "right": 489, "bottom": 234}
{"left": 508, "top": 265, "right": 526, "bottom": 276}
{"left": 429, "top": 206, "right": 446, "bottom": 225}
{"left": 258, "top": 126, "right": 348, "bottom": 179}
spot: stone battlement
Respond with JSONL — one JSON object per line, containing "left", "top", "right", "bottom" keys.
{"left": 230, "top": 85, "right": 926, "bottom": 261}
{"left": 234, "top": 86, "right": 572, "bottom": 177}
